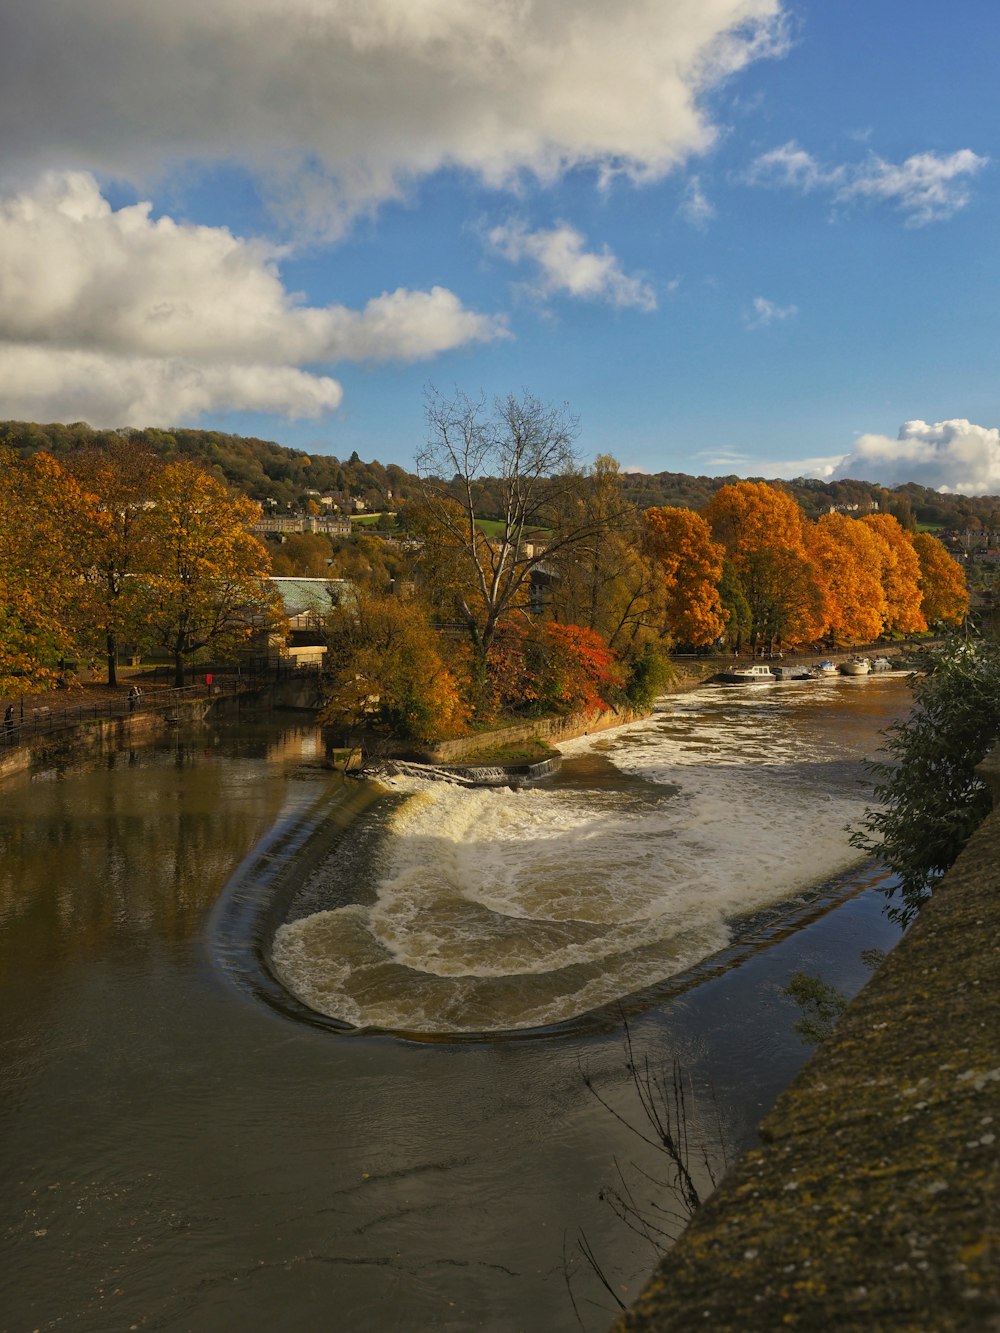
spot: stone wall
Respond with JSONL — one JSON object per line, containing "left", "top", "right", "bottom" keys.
{"left": 420, "top": 703, "right": 650, "bottom": 764}
{"left": 615, "top": 746, "right": 1000, "bottom": 1332}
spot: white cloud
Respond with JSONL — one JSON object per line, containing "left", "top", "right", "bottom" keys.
{"left": 0, "top": 173, "right": 504, "bottom": 425}
{"left": 679, "top": 176, "right": 716, "bottom": 227}
{"left": 488, "top": 221, "right": 657, "bottom": 311}
{"left": 745, "top": 295, "right": 798, "bottom": 329}
{"left": 747, "top": 141, "right": 988, "bottom": 226}
{"left": 0, "top": 0, "right": 788, "bottom": 236}
{"left": 832, "top": 419, "right": 1000, "bottom": 494}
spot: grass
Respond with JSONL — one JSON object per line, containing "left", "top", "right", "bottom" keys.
{"left": 452, "top": 736, "right": 559, "bottom": 765}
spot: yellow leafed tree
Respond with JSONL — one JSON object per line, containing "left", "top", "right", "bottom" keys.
{"left": 0, "top": 450, "right": 94, "bottom": 693}
{"left": 912, "top": 532, "right": 968, "bottom": 627}
{"left": 143, "top": 460, "right": 282, "bottom": 686}
{"left": 642, "top": 506, "right": 725, "bottom": 646}
{"left": 860, "top": 513, "right": 927, "bottom": 636}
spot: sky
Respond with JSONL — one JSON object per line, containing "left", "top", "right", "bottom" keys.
{"left": 3, "top": 0, "right": 1000, "bottom": 493}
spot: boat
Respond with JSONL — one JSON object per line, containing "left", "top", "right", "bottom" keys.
{"left": 840, "top": 657, "right": 871, "bottom": 676}
{"left": 720, "top": 663, "right": 775, "bottom": 684}
{"left": 809, "top": 660, "right": 838, "bottom": 677}
{"left": 869, "top": 656, "right": 893, "bottom": 672}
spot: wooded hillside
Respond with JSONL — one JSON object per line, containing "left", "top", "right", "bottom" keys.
{"left": 3, "top": 419, "right": 1000, "bottom": 529}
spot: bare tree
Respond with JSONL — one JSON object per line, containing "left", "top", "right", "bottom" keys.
{"left": 416, "top": 388, "right": 600, "bottom": 674}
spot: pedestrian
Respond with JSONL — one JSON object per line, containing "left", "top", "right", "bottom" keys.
{"left": 3, "top": 704, "right": 14, "bottom": 733}
{"left": 128, "top": 685, "right": 140, "bottom": 712}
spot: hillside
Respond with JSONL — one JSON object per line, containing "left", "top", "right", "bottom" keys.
{"left": 3, "top": 419, "right": 999, "bottom": 529}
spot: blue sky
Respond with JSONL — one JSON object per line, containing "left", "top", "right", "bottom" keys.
{"left": 3, "top": 0, "right": 1000, "bottom": 492}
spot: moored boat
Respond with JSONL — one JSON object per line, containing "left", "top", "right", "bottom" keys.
{"left": 840, "top": 657, "right": 871, "bottom": 676}
{"left": 720, "top": 663, "right": 775, "bottom": 684}
{"left": 809, "top": 660, "right": 838, "bottom": 677}
{"left": 870, "top": 656, "right": 893, "bottom": 672}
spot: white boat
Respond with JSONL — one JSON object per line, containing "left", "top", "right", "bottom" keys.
{"left": 809, "top": 660, "right": 838, "bottom": 677}
{"left": 869, "top": 656, "right": 893, "bottom": 672}
{"left": 840, "top": 657, "right": 871, "bottom": 676}
{"left": 720, "top": 663, "right": 776, "bottom": 684}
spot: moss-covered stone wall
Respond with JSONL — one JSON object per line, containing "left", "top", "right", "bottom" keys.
{"left": 616, "top": 747, "right": 1000, "bottom": 1332}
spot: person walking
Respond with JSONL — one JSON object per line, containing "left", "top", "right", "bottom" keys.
{"left": 3, "top": 704, "right": 14, "bottom": 734}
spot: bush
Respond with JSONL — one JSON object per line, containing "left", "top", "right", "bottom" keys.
{"left": 624, "top": 643, "right": 674, "bottom": 710}
{"left": 850, "top": 635, "right": 1000, "bottom": 926}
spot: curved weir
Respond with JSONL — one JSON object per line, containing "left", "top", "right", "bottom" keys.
{"left": 215, "top": 677, "right": 915, "bottom": 1040}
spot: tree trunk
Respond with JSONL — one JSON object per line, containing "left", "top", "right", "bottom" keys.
{"left": 106, "top": 632, "right": 117, "bottom": 688}
{"left": 173, "top": 652, "right": 185, "bottom": 688}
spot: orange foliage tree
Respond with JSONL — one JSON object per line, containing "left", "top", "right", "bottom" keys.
{"left": 528, "top": 622, "right": 626, "bottom": 714}
{"left": 860, "top": 513, "right": 927, "bottom": 636}
{"left": 912, "top": 532, "right": 968, "bottom": 627}
{"left": 806, "top": 512, "right": 887, "bottom": 646}
{"left": 703, "top": 482, "right": 824, "bottom": 650}
{"left": 642, "top": 506, "right": 726, "bottom": 646}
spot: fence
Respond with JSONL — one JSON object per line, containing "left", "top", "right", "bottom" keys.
{"left": 0, "top": 661, "right": 324, "bottom": 752}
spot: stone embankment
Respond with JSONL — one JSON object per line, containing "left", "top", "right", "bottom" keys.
{"left": 615, "top": 746, "right": 1000, "bottom": 1332}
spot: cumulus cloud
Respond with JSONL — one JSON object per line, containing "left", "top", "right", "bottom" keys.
{"left": 0, "top": 173, "right": 504, "bottom": 425}
{"left": 0, "top": 0, "right": 788, "bottom": 235}
{"left": 832, "top": 419, "right": 1000, "bottom": 494}
{"left": 488, "top": 221, "right": 656, "bottom": 310}
{"left": 747, "top": 141, "right": 988, "bottom": 225}
{"left": 745, "top": 295, "right": 798, "bottom": 329}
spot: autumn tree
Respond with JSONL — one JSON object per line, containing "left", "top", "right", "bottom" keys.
{"left": 143, "top": 460, "right": 282, "bottom": 686}
{"left": 319, "top": 592, "right": 466, "bottom": 743}
{"left": 0, "top": 449, "right": 94, "bottom": 692}
{"left": 703, "top": 482, "right": 824, "bottom": 650}
{"left": 546, "top": 457, "right": 665, "bottom": 653}
{"left": 526, "top": 622, "right": 626, "bottom": 714}
{"left": 67, "top": 438, "right": 164, "bottom": 685}
{"left": 805, "top": 512, "right": 886, "bottom": 646}
{"left": 912, "top": 532, "right": 968, "bottom": 628}
{"left": 642, "top": 506, "right": 725, "bottom": 647}
{"left": 861, "top": 513, "right": 927, "bottom": 636}
{"left": 415, "top": 389, "right": 602, "bottom": 685}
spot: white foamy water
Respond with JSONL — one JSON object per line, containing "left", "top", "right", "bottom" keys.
{"left": 272, "top": 677, "right": 910, "bottom": 1033}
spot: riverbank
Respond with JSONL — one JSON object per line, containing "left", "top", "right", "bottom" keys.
{"left": 616, "top": 744, "right": 1000, "bottom": 1331}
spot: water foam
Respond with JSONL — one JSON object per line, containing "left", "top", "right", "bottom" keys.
{"left": 272, "top": 680, "right": 905, "bottom": 1033}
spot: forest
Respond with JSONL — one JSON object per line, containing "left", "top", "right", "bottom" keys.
{"left": 0, "top": 400, "right": 971, "bottom": 745}
{"left": 4, "top": 417, "right": 1000, "bottom": 530}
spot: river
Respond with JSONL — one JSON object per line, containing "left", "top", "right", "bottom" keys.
{"left": 1, "top": 676, "right": 911, "bottom": 1331}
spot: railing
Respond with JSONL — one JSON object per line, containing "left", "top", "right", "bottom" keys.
{"left": 0, "top": 660, "right": 324, "bottom": 752}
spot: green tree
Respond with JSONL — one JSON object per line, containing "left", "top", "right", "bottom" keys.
{"left": 546, "top": 456, "right": 663, "bottom": 653}
{"left": 851, "top": 637, "right": 1000, "bottom": 925}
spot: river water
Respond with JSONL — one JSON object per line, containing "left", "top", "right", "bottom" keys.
{"left": 1, "top": 677, "right": 911, "bottom": 1331}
